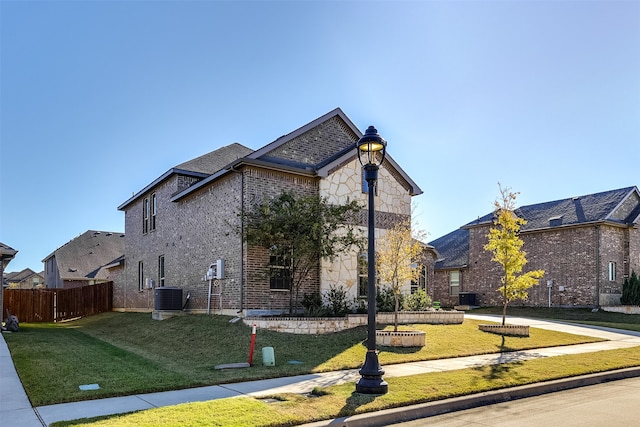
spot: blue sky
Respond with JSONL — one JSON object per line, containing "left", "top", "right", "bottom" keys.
{"left": 1, "top": 0, "right": 639, "bottom": 273}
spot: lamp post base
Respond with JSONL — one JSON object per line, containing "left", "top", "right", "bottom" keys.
{"left": 356, "top": 350, "right": 388, "bottom": 395}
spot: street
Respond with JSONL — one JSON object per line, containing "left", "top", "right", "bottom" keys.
{"left": 392, "top": 376, "right": 640, "bottom": 426}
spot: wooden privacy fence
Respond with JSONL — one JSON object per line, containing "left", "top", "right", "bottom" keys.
{"left": 3, "top": 281, "right": 113, "bottom": 322}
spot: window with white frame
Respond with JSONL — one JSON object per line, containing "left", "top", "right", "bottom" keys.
{"left": 608, "top": 262, "right": 617, "bottom": 281}
{"left": 450, "top": 270, "right": 460, "bottom": 296}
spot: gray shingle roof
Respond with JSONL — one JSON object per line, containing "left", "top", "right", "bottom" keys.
{"left": 430, "top": 186, "right": 640, "bottom": 270}
{"left": 175, "top": 143, "right": 254, "bottom": 174}
{"left": 0, "top": 242, "right": 18, "bottom": 259}
{"left": 43, "top": 230, "right": 125, "bottom": 281}
{"left": 429, "top": 228, "right": 469, "bottom": 269}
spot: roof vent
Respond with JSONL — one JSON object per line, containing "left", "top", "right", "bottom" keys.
{"left": 572, "top": 196, "right": 580, "bottom": 201}
{"left": 549, "top": 215, "right": 563, "bottom": 227}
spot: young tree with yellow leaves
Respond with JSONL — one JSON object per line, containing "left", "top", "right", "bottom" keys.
{"left": 377, "top": 219, "right": 426, "bottom": 332}
{"left": 484, "top": 184, "right": 544, "bottom": 326}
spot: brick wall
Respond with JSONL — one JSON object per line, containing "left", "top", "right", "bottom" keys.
{"left": 119, "top": 172, "right": 244, "bottom": 311}
{"left": 430, "top": 222, "right": 638, "bottom": 308}
{"left": 242, "top": 166, "right": 320, "bottom": 314}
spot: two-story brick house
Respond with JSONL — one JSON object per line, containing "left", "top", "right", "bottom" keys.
{"left": 116, "top": 108, "right": 422, "bottom": 315}
{"left": 427, "top": 186, "right": 640, "bottom": 308}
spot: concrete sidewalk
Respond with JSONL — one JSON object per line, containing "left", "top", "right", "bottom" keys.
{"left": 2, "top": 315, "right": 640, "bottom": 426}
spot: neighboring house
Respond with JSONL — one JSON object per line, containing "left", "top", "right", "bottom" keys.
{"left": 116, "top": 108, "right": 422, "bottom": 315}
{"left": 1, "top": 242, "right": 18, "bottom": 318}
{"left": 427, "top": 186, "right": 640, "bottom": 308}
{"left": 43, "top": 230, "right": 125, "bottom": 288}
{"left": 4, "top": 268, "right": 45, "bottom": 289}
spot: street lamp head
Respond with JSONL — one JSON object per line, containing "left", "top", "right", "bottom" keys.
{"left": 356, "top": 126, "right": 387, "bottom": 166}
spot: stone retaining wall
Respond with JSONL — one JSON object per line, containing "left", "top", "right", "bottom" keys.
{"left": 602, "top": 306, "right": 640, "bottom": 315}
{"left": 244, "top": 310, "right": 464, "bottom": 334}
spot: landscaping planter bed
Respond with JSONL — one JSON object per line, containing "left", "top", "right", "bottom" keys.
{"left": 479, "top": 324, "right": 530, "bottom": 337}
{"left": 376, "top": 330, "right": 426, "bottom": 347}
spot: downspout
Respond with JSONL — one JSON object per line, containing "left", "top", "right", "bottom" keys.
{"left": 595, "top": 225, "right": 601, "bottom": 308}
{"left": 231, "top": 163, "right": 245, "bottom": 315}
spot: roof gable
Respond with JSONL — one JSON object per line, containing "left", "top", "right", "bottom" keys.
{"left": 43, "top": 230, "right": 125, "bottom": 281}
{"left": 133, "top": 108, "right": 423, "bottom": 202}
{"left": 5, "top": 268, "right": 38, "bottom": 282}
{"left": 246, "top": 108, "right": 359, "bottom": 167}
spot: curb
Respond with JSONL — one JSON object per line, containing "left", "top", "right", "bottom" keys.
{"left": 299, "top": 366, "right": 640, "bottom": 427}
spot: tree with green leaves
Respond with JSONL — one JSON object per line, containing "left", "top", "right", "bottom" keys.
{"left": 484, "top": 184, "right": 544, "bottom": 326}
{"left": 376, "top": 219, "right": 427, "bottom": 331}
{"left": 241, "top": 192, "right": 364, "bottom": 314}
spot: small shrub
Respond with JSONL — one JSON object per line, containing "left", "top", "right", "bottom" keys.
{"left": 323, "top": 284, "right": 351, "bottom": 316}
{"left": 301, "top": 292, "right": 323, "bottom": 316}
{"left": 376, "top": 285, "right": 403, "bottom": 312}
{"left": 352, "top": 297, "right": 367, "bottom": 314}
{"left": 404, "top": 289, "right": 432, "bottom": 311}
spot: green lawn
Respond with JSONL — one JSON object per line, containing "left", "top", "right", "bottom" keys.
{"left": 471, "top": 306, "right": 640, "bottom": 332}
{"left": 5, "top": 311, "right": 605, "bottom": 406}
{"left": 54, "top": 346, "right": 640, "bottom": 427}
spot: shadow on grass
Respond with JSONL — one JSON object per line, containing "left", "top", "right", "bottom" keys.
{"left": 337, "top": 391, "right": 379, "bottom": 417}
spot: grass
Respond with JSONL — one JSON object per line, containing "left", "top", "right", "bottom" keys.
{"left": 4, "top": 312, "right": 604, "bottom": 406}
{"left": 471, "top": 306, "right": 640, "bottom": 333}
{"left": 53, "top": 346, "right": 640, "bottom": 427}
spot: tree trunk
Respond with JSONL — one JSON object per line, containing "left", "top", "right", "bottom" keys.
{"left": 502, "top": 301, "right": 508, "bottom": 326}
{"left": 394, "top": 294, "right": 399, "bottom": 332}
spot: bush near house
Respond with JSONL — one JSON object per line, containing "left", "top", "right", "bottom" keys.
{"left": 621, "top": 271, "right": 640, "bottom": 305}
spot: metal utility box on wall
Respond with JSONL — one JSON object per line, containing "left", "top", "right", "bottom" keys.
{"left": 216, "top": 259, "right": 224, "bottom": 279}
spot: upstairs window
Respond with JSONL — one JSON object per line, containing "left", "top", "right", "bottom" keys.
{"left": 150, "top": 193, "right": 157, "bottom": 231}
{"left": 361, "top": 169, "right": 378, "bottom": 195}
{"left": 142, "top": 197, "right": 149, "bottom": 234}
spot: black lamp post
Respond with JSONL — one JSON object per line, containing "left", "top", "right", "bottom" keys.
{"left": 355, "top": 125, "right": 389, "bottom": 395}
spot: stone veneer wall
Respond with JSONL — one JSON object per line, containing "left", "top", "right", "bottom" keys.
{"left": 244, "top": 310, "right": 464, "bottom": 334}
{"left": 319, "top": 158, "right": 413, "bottom": 300}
